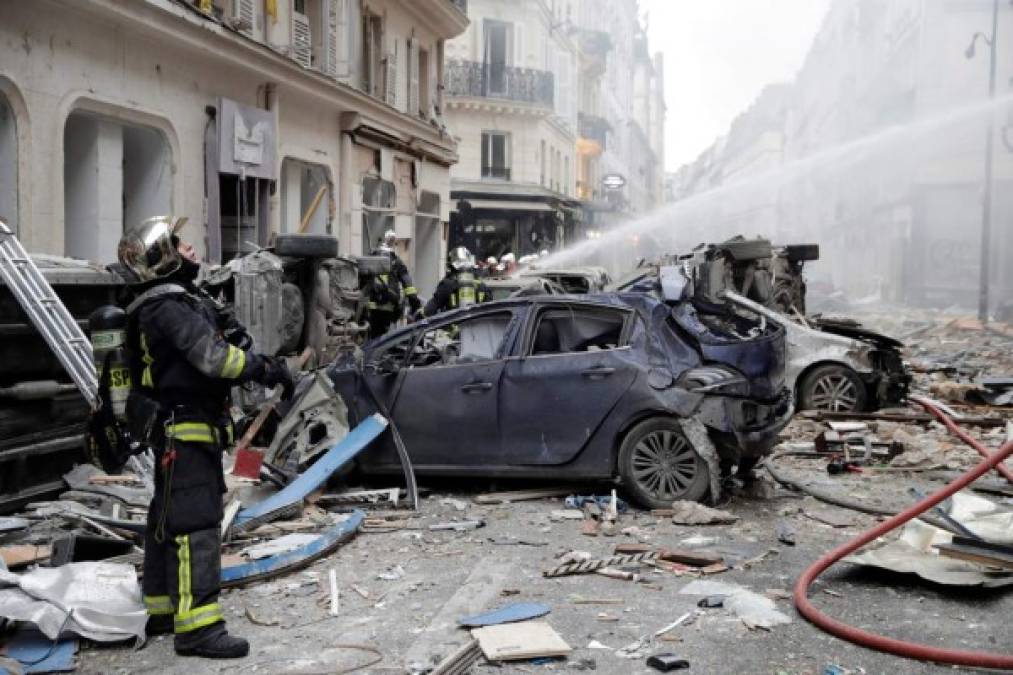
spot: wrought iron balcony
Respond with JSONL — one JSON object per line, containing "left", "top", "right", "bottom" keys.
{"left": 578, "top": 113, "right": 610, "bottom": 149}
{"left": 448, "top": 0, "right": 467, "bottom": 15}
{"left": 446, "top": 59, "right": 554, "bottom": 108}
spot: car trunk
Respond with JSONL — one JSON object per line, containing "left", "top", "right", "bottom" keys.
{"left": 669, "top": 301, "right": 787, "bottom": 402}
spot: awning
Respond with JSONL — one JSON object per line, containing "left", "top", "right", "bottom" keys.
{"left": 465, "top": 199, "right": 555, "bottom": 212}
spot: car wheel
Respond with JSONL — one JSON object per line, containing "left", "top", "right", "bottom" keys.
{"left": 274, "top": 233, "right": 339, "bottom": 258}
{"left": 618, "top": 418, "right": 710, "bottom": 509}
{"left": 798, "top": 365, "right": 867, "bottom": 412}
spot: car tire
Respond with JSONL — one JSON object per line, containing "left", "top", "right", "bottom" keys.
{"left": 618, "top": 418, "right": 710, "bottom": 509}
{"left": 274, "top": 233, "right": 339, "bottom": 258}
{"left": 798, "top": 364, "right": 867, "bottom": 412}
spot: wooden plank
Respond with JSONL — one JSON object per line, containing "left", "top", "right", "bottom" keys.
{"left": 659, "top": 549, "right": 724, "bottom": 567}
{"left": 0, "top": 544, "right": 50, "bottom": 569}
{"left": 473, "top": 487, "right": 574, "bottom": 504}
{"left": 805, "top": 410, "right": 1007, "bottom": 428}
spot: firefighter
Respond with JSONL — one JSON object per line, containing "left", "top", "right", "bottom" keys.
{"left": 117, "top": 216, "right": 294, "bottom": 659}
{"left": 424, "top": 246, "right": 491, "bottom": 317}
{"left": 367, "top": 230, "right": 422, "bottom": 338}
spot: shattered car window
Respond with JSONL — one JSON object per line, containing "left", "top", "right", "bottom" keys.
{"left": 530, "top": 307, "right": 627, "bottom": 355}
{"left": 415, "top": 312, "right": 513, "bottom": 366}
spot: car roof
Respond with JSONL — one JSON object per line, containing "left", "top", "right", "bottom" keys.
{"left": 366, "top": 293, "right": 656, "bottom": 349}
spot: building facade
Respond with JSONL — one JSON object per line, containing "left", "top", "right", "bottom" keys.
{"left": 669, "top": 0, "right": 1013, "bottom": 313}
{"left": 0, "top": 0, "right": 468, "bottom": 296}
{"left": 445, "top": 0, "right": 665, "bottom": 264}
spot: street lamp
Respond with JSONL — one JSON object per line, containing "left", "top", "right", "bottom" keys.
{"left": 965, "top": 0, "right": 1001, "bottom": 322}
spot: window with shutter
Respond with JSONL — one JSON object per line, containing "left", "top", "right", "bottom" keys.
{"left": 385, "top": 41, "right": 399, "bottom": 107}
{"left": 363, "top": 11, "right": 383, "bottom": 97}
{"left": 335, "top": 0, "right": 352, "bottom": 80}
{"left": 321, "top": 0, "right": 340, "bottom": 77}
{"left": 408, "top": 37, "right": 420, "bottom": 116}
{"left": 233, "top": 0, "right": 259, "bottom": 38}
{"left": 292, "top": 10, "right": 312, "bottom": 68}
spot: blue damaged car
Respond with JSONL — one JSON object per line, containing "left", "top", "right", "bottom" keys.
{"left": 327, "top": 292, "right": 792, "bottom": 508}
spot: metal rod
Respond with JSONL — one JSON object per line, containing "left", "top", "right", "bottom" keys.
{"left": 978, "top": 0, "right": 999, "bottom": 321}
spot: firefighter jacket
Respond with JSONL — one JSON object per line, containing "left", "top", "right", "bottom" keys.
{"left": 126, "top": 282, "right": 265, "bottom": 416}
{"left": 368, "top": 253, "right": 421, "bottom": 315}
{"left": 423, "top": 273, "right": 491, "bottom": 317}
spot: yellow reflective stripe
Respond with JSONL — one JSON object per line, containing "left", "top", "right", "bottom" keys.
{"left": 166, "top": 422, "right": 216, "bottom": 444}
{"left": 141, "top": 333, "right": 154, "bottom": 388}
{"left": 176, "top": 534, "right": 192, "bottom": 615}
{"left": 221, "top": 345, "right": 246, "bottom": 379}
{"left": 174, "top": 603, "right": 223, "bottom": 633}
{"left": 144, "top": 595, "right": 174, "bottom": 616}
{"left": 404, "top": 286, "right": 418, "bottom": 295}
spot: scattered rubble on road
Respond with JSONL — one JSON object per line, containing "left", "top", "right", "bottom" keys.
{"left": 1, "top": 301, "right": 1012, "bottom": 672}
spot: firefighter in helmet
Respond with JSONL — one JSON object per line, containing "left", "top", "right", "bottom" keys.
{"left": 118, "top": 216, "right": 294, "bottom": 659}
{"left": 424, "top": 246, "right": 491, "bottom": 317}
{"left": 367, "top": 229, "right": 422, "bottom": 338}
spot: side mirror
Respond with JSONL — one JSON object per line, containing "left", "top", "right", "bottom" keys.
{"left": 368, "top": 354, "right": 402, "bottom": 376}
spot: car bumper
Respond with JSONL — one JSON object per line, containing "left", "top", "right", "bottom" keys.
{"left": 697, "top": 388, "right": 794, "bottom": 460}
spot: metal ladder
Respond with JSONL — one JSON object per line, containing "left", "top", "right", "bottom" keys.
{"left": 0, "top": 220, "right": 98, "bottom": 407}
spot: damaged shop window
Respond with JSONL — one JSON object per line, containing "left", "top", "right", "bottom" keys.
{"left": 529, "top": 307, "right": 628, "bottom": 355}
{"left": 362, "top": 175, "right": 396, "bottom": 255}
{"left": 412, "top": 312, "right": 514, "bottom": 368}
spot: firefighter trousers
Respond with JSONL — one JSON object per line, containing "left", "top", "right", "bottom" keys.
{"left": 142, "top": 427, "right": 226, "bottom": 637}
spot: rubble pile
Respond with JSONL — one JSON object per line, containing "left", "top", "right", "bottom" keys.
{"left": 1, "top": 301, "right": 1012, "bottom": 673}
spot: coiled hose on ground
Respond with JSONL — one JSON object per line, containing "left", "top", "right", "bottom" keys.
{"left": 791, "top": 399, "right": 1013, "bottom": 669}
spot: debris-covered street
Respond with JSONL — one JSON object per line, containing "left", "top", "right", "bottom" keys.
{"left": 4, "top": 0, "right": 1013, "bottom": 673}
{"left": 3, "top": 305, "right": 1012, "bottom": 674}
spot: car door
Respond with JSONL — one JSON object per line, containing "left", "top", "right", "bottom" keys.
{"left": 387, "top": 309, "right": 519, "bottom": 468}
{"left": 499, "top": 303, "right": 639, "bottom": 465}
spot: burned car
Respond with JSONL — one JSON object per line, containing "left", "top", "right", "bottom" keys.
{"left": 327, "top": 293, "right": 793, "bottom": 508}
{"left": 619, "top": 237, "right": 911, "bottom": 413}
{"left": 520, "top": 266, "right": 612, "bottom": 295}
{"left": 484, "top": 275, "right": 565, "bottom": 301}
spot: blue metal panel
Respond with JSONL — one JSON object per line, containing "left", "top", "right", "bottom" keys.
{"left": 232, "top": 413, "right": 387, "bottom": 532}
{"left": 221, "top": 510, "right": 365, "bottom": 584}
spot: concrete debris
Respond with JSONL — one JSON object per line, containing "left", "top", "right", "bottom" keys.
{"left": 670, "top": 501, "right": 739, "bottom": 525}
{"left": 679, "top": 579, "right": 792, "bottom": 629}
{"left": 440, "top": 498, "right": 469, "bottom": 512}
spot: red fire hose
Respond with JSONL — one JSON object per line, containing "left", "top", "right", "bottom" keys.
{"left": 793, "top": 399, "right": 1013, "bottom": 670}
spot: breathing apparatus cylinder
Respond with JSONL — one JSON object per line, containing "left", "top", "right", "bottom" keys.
{"left": 89, "top": 305, "right": 130, "bottom": 420}
{"left": 457, "top": 270, "right": 477, "bottom": 307}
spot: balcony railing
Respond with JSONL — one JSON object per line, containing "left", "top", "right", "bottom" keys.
{"left": 579, "top": 113, "right": 610, "bottom": 149}
{"left": 448, "top": 0, "right": 467, "bottom": 15}
{"left": 446, "top": 59, "right": 554, "bottom": 108}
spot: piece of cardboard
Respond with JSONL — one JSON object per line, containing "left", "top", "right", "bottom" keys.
{"left": 471, "top": 620, "right": 572, "bottom": 661}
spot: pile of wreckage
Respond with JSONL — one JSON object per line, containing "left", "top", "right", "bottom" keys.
{"left": 2, "top": 228, "right": 1013, "bottom": 672}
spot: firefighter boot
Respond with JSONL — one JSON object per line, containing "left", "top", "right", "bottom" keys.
{"left": 174, "top": 623, "right": 249, "bottom": 659}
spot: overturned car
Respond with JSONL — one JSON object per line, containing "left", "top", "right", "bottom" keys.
{"left": 327, "top": 293, "right": 793, "bottom": 508}
{"left": 619, "top": 237, "right": 911, "bottom": 413}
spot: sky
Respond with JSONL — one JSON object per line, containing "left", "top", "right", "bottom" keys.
{"left": 642, "top": 0, "right": 831, "bottom": 171}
